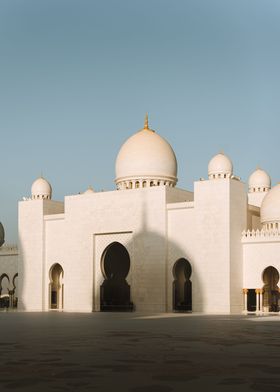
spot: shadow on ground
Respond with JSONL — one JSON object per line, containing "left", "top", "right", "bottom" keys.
{"left": 0, "top": 312, "right": 280, "bottom": 392}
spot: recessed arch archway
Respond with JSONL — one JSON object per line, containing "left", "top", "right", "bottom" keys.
{"left": 49, "top": 263, "right": 64, "bottom": 310}
{"left": 262, "top": 266, "right": 279, "bottom": 312}
{"left": 100, "top": 242, "right": 133, "bottom": 311}
{"left": 0, "top": 274, "right": 10, "bottom": 308}
{"left": 173, "top": 258, "right": 192, "bottom": 312}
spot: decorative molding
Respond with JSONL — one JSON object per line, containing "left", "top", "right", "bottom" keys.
{"left": 242, "top": 229, "right": 280, "bottom": 243}
{"left": 0, "top": 244, "right": 18, "bottom": 255}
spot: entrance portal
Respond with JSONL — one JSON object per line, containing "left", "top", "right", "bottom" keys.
{"left": 49, "top": 264, "right": 64, "bottom": 310}
{"left": 100, "top": 242, "right": 133, "bottom": 311}
{"left": 173, "top": 258, "right": 192, "bottom": 311}
{"left": 0, "top": 274, "right": 10, "bottom": 308}
{"left": 262, "top": 266, "right": 279, "bottom": 312}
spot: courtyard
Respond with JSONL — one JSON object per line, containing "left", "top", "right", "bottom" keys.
{"left": 0, "top": 312, "right": 280, "bottom": 391}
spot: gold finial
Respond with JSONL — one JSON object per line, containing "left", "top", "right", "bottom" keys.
{"left": 219, "top": 150, "right": 224, "bottom": 155}
{"left": 144, "top": 113, "right": 149, "bottom": 129}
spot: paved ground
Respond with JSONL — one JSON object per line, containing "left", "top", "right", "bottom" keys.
{"left": 0, "top": 312, "right": 280, "bottom": 391}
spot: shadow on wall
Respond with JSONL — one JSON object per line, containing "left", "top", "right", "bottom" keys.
{"left": 18, "top": 190, "right": 203, "bottom": 313}
{"left": 97, "top": 229, "right": 202, "bottom": 313}
{"left": 97, "top": 194, "right": 203, "bottom": 313}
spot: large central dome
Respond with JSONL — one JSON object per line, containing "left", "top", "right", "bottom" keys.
{"left": 115, "top": 115, "right": 178, "bottom": 189}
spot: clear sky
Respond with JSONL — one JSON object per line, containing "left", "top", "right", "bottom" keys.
{"left": 1, "top": 0, "right": 280, "bottom": 243}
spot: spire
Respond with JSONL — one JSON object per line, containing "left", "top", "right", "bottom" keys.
{"left": 142, "top": 113, "right": 155, "bottom": 132}
{"left": 144, "top": 113, "right": 149, "bottom": 130}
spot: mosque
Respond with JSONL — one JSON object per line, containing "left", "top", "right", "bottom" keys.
{"left": 1, "top": 115, "right": 280, "bottom": 314}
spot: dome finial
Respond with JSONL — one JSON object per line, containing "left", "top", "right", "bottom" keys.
{"left": 144, "top": 113, "right": 149, "bottom": 130}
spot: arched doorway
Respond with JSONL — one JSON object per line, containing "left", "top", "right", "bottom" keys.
{"left": 0, "top": 274, "right": 10, "bottom": 308}
{"left": 100, "top": 242, "right": 133, "bottom": 311}
{"left": 173, "top": 258, "right": 192, "bottom": 311}
{"left": 262, "top": 266, "right": 279, "bottom": 312}
{"left": 49, "top": 264, "right": 64, "bottom": 310}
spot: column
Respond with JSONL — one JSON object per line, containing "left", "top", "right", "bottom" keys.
{"left": 243, "top": 288, "right": 248, "bottom": 312}
{"left": 8, "top": 290, "right": 13, "bottom": 308}
{"left": 58, "top": 284, "right": 62, "bottom": 310}
{"left": 255, "top": 289, "right": 260, "bottom": 312}
{"left": 259, "top": 289, "right": 263, "bottom": 312}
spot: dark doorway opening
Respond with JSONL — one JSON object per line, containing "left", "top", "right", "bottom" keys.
{"left": 173, "top": 258, "right": 192, "bottom": 312}
{"left": 263, "top": 266, "right": 279, "bottom": 312}
{"left": 12, "top": 273, "right": 18, "bottom": 308}
{"left": 247, "top": 289, "right": 256, "bottom": 311}
{"left": 100, "top": 242, "right": 133, "bottom": 311}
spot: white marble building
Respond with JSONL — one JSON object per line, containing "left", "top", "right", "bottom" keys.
{"left": 1, "top": 115, "right": 280, "bottom": 313}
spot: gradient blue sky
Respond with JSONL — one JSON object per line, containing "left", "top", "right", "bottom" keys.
{"left": 1, "top": 0, "right": 280, "bottom": 242}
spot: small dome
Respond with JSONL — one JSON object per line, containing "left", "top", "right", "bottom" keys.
{"left": 261, "top": 184, "right": 280, "bottom": 226}
{"left": 248, "top": 168, "right": 271, "bottom": 193}
{"left": 208, "top": 152, "right": 233, "bottom": 179}
{"left": 0, "top": 222, "right": 5, "bottom": 247}
{"left": 115, "top": 115, "right": 177, "bottom": 189}
{"left": 31, "top": 176, "right": 52, "bottom": 200}
{"left": 84, "top": 186, "right": 95, "bottom": 194}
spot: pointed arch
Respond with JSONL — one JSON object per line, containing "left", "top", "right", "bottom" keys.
{"left": 100, "top": 242, "right": 133, "bottom": 311}
{"left": 49, "top": 263, "right": 64, "bottom": 310}
{"left": 0, "top": 273, "right": 10, "bottom": 296}
{"left": 0, "top": 274, "right": 10, "bottom": 308}
{"left": 12, "top": 273, "right": 18, "bottom": 289}
{"left": 262, "top": 266, "right": 279, "bottom": 312}
{"left": 173, "top": 258, "right": 192, "bottom": 312}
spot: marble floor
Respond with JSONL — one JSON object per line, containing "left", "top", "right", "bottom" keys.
{"left": 0, "top": 312, "right": 279, "bottom": 391}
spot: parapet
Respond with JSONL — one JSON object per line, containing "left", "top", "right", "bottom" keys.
{"left": 0, "top": 244, "right": 18, "bottom": 255}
